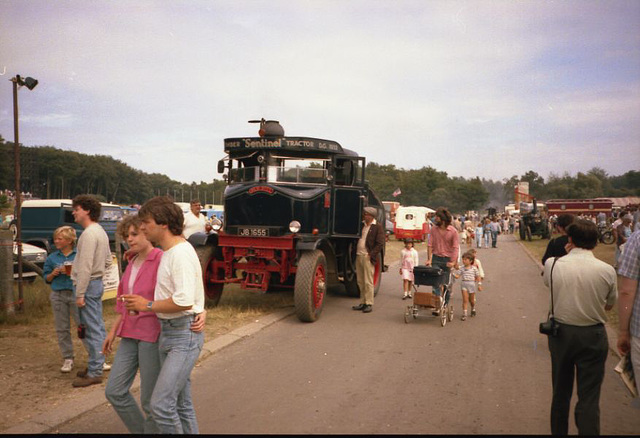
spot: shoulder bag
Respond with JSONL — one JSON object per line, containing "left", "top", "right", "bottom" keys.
{"left": 539, "top": 257, "right": 560, "bottom": 336}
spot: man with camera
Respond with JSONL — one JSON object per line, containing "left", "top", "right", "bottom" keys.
{"left": 542, "top": 219, "right": 617, "bottom": 435}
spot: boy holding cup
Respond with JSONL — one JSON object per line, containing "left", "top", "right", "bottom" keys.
{"left": 43, "top": 226, "right": 79, "bottom": 373}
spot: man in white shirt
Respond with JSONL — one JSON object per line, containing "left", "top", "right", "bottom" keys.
{"left": 125, "top": 196, "right": 206, "bottom": 433}
{"left": 542, "top": 219, "right": 617, "bottom": 435}
{"left": 183, "top": 199, "right": 210, "bottom": 239}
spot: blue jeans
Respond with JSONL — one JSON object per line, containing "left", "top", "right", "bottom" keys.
{"left": 484, "top": 233, "right": 490, "bottom": 248}
{"left": 78, "top": 279, "right": 107, "bottom": 377}
{"left": 105, "top": 337, "right": 161, "bottom": 434}
{"left": 50, "top": 289, "right": 80, "bottom": 360}
{"left": 491, "top": 231, "right": 498, "bottom": 247}
{"left": 431, "top": 255, "right": 451, "bottom": 297}
{"left": 151, "top": 315, "right": 204, "bottom": 434}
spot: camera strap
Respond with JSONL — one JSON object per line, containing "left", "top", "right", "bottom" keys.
{"left": 549, "top": 257, "right": 558, "bottom": 318}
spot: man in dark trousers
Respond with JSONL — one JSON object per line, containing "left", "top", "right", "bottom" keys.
{"left": 542, "top": 219, "right": 617, "bottom": 435}
{"left": 352, "top": 207, "right": 385, "bottom": 313}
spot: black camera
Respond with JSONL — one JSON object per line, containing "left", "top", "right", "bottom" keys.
{"left": 539, "top": 317, "right": 559, "bottom": 337}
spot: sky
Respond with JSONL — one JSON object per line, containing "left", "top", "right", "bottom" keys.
{"left": 1, "top": 0, "right": 639, "bottom": 184}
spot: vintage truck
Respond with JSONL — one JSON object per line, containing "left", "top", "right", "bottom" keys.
{"left": 190, "top": 120, "right": 386, "bottom": 322}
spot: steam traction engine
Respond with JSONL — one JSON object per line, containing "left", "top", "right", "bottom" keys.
{"left": 191, "top": 120, "right": 386, "bottom": 322}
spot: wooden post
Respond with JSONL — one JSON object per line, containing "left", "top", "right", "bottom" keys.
{"left": 0, "top": 230, "right": 15, "bottom": 315}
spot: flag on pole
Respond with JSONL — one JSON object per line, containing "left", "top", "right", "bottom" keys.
{"left": 392, "top": 188, "right": 401, "bottom": 197}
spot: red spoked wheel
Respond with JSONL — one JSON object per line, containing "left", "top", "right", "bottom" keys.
{"left": 294, "top": 250, "right": 327, "bottom": 322}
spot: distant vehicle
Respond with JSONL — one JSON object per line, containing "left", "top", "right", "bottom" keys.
{"left": 201, "top": 208, "right": 224, "bottom": 222}
{"left": 120, "top": 206, "right": 138, "bottom": 216}
{"left": 174, "top": 202, "right": 191, "bottom": 214}
{"left": 191, "top": 119, "right": 386, "bottom": 322}
{"left": 382, "top": 201, "right": 400, "bottom": 221}
{"left": 545, "top": 198, "right": 613, "bottom": 218}
{"left": 385, "top": 219, "right": 394, "bottom": 237}
{"left": 10, "top": 199, "right": 124, "bottom": 253}
{"left": 13, "top": 241, "right": 47, "bottom": 282}
{"left": 518, "top": 200, "right": 550, "bottom": 241}
{"left": 393, "top": 206, "right": 434, "bottom": 242}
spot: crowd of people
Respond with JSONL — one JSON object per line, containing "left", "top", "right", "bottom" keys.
{"left": 43, "top": 194, "right": 207, "bottom": 433}
{"left": 14, "top": 194, "right": 640, "bottom": 434}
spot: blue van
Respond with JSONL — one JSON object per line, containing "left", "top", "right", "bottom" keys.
{"left": 12, "top": 199, "right": 124, "bottom": 253}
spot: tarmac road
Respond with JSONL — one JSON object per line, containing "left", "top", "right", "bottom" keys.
{"left": 49, "top": 235, "right": 640, "bottom": 434}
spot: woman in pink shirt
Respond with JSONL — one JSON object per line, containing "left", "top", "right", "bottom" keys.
{"left": 103, "top": 216, "right": 207, "bottom": 433}
{"left": 103, "top": 215, "right": 164, "bottom": 433}
{"left": 426, "top": 207, "right": 460, "bottom": 299}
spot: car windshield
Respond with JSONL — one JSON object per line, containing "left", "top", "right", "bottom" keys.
{"left": 101, "top": 208, "right": 124, "bottom": 221}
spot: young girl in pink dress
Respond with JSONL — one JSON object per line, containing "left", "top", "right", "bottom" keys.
{"left": 400, "top": 239, "right": 419, "bottom": 299}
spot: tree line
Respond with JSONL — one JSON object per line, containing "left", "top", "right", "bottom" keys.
{"left": 1, "top": 136, "right": 637, "bottom": 213}
{"left": 0, "top": 138, "right": 226, "bottom": 205}
{"left": 369, "top": 165, "right": 639, "bottom": 213}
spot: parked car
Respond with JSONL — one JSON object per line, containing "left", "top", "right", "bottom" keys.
{"left": 13, "top": 241, "right": 47, "bottom": 281}
{"left": 10, "top": 199, "right": 124, "bottom": 253}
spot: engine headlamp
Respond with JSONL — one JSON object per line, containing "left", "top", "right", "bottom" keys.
{"left": 211, "top": 217, "right": 223, "bottom": 231}
{"left": 289, "top": 220, "right": 301, "bottom": 233}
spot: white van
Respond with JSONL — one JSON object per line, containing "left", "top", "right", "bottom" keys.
{"left": 393, "top": 206, "right": 434, "bottom": 242}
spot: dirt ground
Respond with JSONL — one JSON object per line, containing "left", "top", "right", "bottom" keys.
{"left": 0, "top": 239, "right": 409, "bottom": 432}
{"left": 0, "top": 292, "right": 293, "bottom": 432}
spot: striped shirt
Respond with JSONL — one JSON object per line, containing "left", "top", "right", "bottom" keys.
{"left": 457, "top": 266, "right": 479, "bottom": 282}
{"left": 618, "top": 231, "right": 640, "bottom": 337}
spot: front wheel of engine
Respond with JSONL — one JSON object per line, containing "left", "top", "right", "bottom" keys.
{"left": 195, "top": 245, "right": 224, "bottom": 307}
{"left": 294, "top": 250, "right": 327, "bottom": 323}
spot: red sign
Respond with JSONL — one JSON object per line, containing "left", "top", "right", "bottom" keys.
{"left": 248, "top": 186, "right": 275, "bottom": 195}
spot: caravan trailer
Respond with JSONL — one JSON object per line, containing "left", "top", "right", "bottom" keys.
{"left": 394, "top": 206, "right": 434, "bottom": 242}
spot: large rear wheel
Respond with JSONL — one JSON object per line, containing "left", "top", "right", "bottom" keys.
{"left": 342, "top": 242, "right": 360, "bottom": 298}
{"left": 195, "top": 245, "right": 224, "bottom": 307}
{"left": 294, "top": 250, "right": 327, "bottom": 322}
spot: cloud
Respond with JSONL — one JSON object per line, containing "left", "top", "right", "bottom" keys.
{"left": 0, "top": 0, "right": 638, "bottom": 184}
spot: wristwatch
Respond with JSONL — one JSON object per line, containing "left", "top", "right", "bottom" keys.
{"left": 146, "top": 301, "right": 153, "bottom": 311}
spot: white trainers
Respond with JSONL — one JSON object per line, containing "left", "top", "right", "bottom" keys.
{"left": 61, "top": 359, "right": 74, "bottom": 373}
{"left": 103, "top": 362, "right": 112, "bottom": 371}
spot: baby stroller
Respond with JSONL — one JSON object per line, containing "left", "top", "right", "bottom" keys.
{"left": 404, "top": 265, "right": 454, "bottom": 327}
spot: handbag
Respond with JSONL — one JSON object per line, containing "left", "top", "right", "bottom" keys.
{"left": 539, "top": 257, "right": 560, "bottom": 336}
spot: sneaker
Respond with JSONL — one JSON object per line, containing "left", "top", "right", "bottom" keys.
{"left": 461, "top": 315, "right": 467, "bottom": 321}
{"left": 103, "top": 362, "right": 111, "bottom": 371}
{"left": 72, "top": 375, "right": 103, "bottom": 388}
{"left": 402, "top": 293, "right": 408, "bottom": 300}
{"left": 471, "top": 308, "right": 476, "bottom": 317}
{"left": 408, "top": 293, "right": 412, "bottom": 299}
{"left": 61, "top": 359, "right": 74, "bottom": 373}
